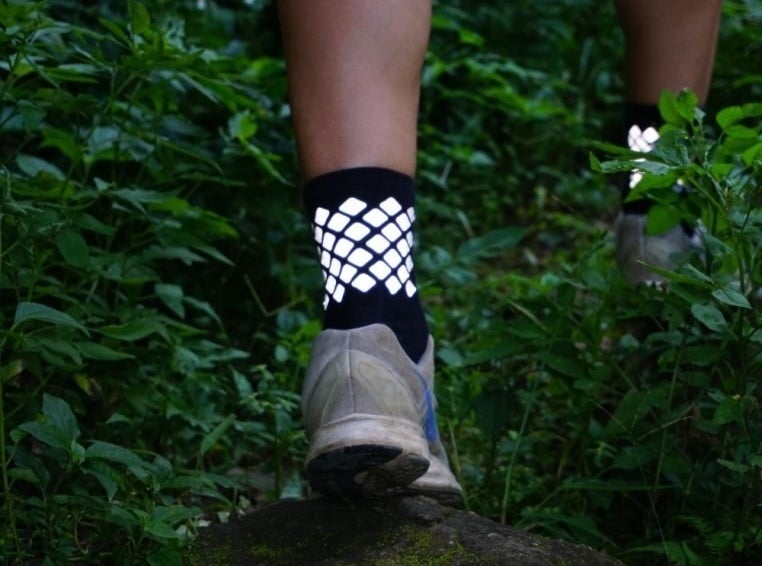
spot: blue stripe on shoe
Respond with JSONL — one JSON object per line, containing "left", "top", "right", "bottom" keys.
{"left": 416, "top": 372, "right": 439, "bottom": 443}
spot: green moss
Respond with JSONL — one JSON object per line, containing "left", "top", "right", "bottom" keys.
{"left": 250, "top": 541, "right": 288, "bottom": 560}
{"left": 184, "top": 540, "right": 231, "bottom": 566}
{"left": 370, "top": 526, "right": 481, "bottom": 566}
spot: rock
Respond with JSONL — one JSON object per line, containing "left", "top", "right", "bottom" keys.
{"left": 184, "top": 496, "right": 624, "bottom": 566}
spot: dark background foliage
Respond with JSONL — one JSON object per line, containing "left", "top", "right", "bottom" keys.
{"left": 1, "top": 1, "right": 760, "bottom": 564}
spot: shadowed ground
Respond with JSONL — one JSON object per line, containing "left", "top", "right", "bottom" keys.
{"left": 185, "top": 495, "right": 625, "bottom": 565}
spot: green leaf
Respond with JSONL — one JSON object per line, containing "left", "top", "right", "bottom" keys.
{"left": 716, "top": 105, "right": 745, "bottom": 130}
{"left": 55, "top": 229, "right": 90, "bottom": 268}
{"left": 713, "top": 395, "right": 743, "bottom": 425}
{"left": 106, "top": 413, "right": 131, "bottom": 425}
{"left": 537, "top": 351, "right": 586, "bottom": 379}
{"left": 674, "top": 89, "right": 699, "bottom": 121}
{"left": 682, "top": 345, "right": 722, "bottom": 367}
{"left": 457, "top": 227, "right": 525, "bottom": 261}
{"left": 12, "top": 302, "right": 89, "bottom": 335}
{"left": 144, "top": 506, "right": 199, "bottom": 540}
{"left": 35, "top": 337, "right": 83, "bottom": 365}
{"left": 144, "top": 519, "right": 180, "bottom": 540}
{"left": 717, "top": 458, "right": 749, "bottom": 474}
{"left": 84, "top": 466, "right": 119, "bottom": 501}
{"left": 16, "top": 154, "right": 66, "bottom": 180}
{"left": 717, "top": 103, "right": 762, "bottom": 130}
{"left": 153, "top": 504, "right": 200, "bottom": 526}
{"left": 99, "top": 319, "right": 167, "bottom": 342}
{"left": 19, "top": 394, "right": 81, "bottom": 452}
{"left": 1, "top": 359, "right": 24, "bottom": 383}
{"left": 128, "top": 0, "right": 150, "bottom": 34}
{"left": 76, "top": 341, "right": 135, "bottom": 361}
{"left": 43, "top": 394, "right": 80, "bottom": 444}
{"left": 184, "top": 297, "right": 222, "bottom": 325}
{"left": 99, "top": 17, "right": 131, "bottom": 46}
{"left": 678, "top": 264, "right": 714, "bottom": 285}
{"left": 200, "top": 414, "right": 237, "bottom": 456}
{"left": 11, "top": 447, "right": 50, "bottom": 488}
{"left": 690, "top": 303, "right": 727, "bottom": 332}
{"left": 155, "top": 283, "right": 185, "bottom": 318}
{"left": 588, "top": 152, "right": 602, "bottom": 172}
{"left": 742, "top": 142, "right": 762, "bottom": 166}
{"left": 229, "top": 111, "right": 257, "bottom": 140}
{"left": 194, "top": 244, "right": 235, "bottom": 266}
{"left": 42, "top": 128, "right": 80, "bottom": 161}
{"left": 631, "top": 160, "right": 672, "bottom": 176}
{"left": 86, "top": 441, "right": 145, "bottom": 468}
{"left": 712, "top": 286, "right": 752, "bottom": 309}
{"left": 240, "top": 139, "right": 287, "bottom": 184}
{"left": 723, "top": 125, "right": 758, "bottom": 139}
{"left": 604, "top": 390, "right": 650, "bottom": 437}
{"left": 645, "top": 204, "right": 681, "bottom": 235}
{"left": 658, "top": 90, "right": 682, "bottom": 125}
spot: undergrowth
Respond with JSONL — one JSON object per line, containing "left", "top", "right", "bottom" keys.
{"left": 0, "top": 1, "right": 760, "bottom": 564}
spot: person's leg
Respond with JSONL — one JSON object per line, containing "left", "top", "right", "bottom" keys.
{"left": 280, "top": 0, "right": 430, "bottom": 361}
{"left": 279, "top": 0, "right": 461, "bottom": 500}
{"left": 279, "top": 0, "right": 429, "bottom": 180}
{"left": 613, "top": 0, "right": 722, "bottom": 282}
{"left": 615, "top": 0, "right": 720, "bottom": 106}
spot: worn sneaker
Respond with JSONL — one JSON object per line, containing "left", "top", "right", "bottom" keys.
{"left": 302, "top": 323, "right": 462, "bottom": 502}
{"left": 614, "top": 213, "right": 703, "bottom": 284}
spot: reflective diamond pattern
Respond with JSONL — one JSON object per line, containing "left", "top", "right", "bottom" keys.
{"left": 312, "top": 197, "right": 417, "bottom": 308}
{"left": 627, "top": 125, "right": 660, "bottom": 188}
{"left": 627, "top": 125, "right": 659, "bottom": 153}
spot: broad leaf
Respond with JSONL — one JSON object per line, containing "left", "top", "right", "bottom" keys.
{"left": 13, "top": 302, "right": 89, "bottom": 335}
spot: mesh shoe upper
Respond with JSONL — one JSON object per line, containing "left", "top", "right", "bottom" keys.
{"left": 302, "top": 324, "right": 462, "bottom": 499}
{"left": 614, "top": 213, "right": 703, "bottom": 284}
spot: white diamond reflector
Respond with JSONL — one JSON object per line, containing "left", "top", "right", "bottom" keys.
{"left": 369, "top": 261, "right": 392, "bottom": 280}
{"left": 311, "top": 196, "right": 418, "bottom": 306}
{"left": 339, "top": 197, "right": 367, "bottom": 216}
{"left": 628, "top": 125, "right": 660, "bottom": 153}
{"left": 327, "top": 213, "right": 350, "bottom": 232}
{"left": 314, "top": 207, "right": 329, "bottom": 226}
{"left": 363, "top": 209, "right": 388, "bottom": 227}
{"left": 352, "top": 273, "right": 375, "bottom": 293}
{"left": 379, "top": 197, "right": 402, "bottom": 215}
{"left": 345, "top": 222, "right": 371, "bottom": 241}
{"left": 366, "top": 234, "right": 391, "bottom": 253}
{"left": 627, "top": 125, "right": 661, "bottom": 188}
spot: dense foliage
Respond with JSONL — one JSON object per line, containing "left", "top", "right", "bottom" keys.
{"left": 1, "top": 1, "right": 760, "bottom": 564}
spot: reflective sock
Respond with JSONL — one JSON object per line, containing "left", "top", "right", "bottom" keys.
{"left": 621, "top": 102, "right": 662, "bottom": 215}
{"left": 622, "top": 102, "right": 695, "bottom": 237}
{"left": 303, "top": 167, "right": 429, "bottom": 362}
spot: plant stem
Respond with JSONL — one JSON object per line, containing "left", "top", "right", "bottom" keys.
{"left": 0, "top": 208, "right": 21, "bottom": 556}
{"left": 500, "top": 376, "right": 537, "bottom": 525}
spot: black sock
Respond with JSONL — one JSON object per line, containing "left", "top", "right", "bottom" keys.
{"left": 621, "top": 102, "right": 662, "bottom": 215}
{"left": 303, "top": 167, "right": 429, "bottom": 362}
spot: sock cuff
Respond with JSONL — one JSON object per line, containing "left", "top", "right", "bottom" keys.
{"left": 624, "top": 102, "right": 663, "bottom": 130}
{"left": 303, "top": 167, "right": 415, "bottom": 214}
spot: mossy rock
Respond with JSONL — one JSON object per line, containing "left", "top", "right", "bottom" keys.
{"left": 184, "top": 496, "right": 624, "bottom": 566}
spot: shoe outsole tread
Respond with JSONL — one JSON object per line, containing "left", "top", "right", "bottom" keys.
{"left": 307, "top": 444, "right": 429, "bottom": 498}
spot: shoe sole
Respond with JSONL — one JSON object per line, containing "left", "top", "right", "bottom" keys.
{"left": 306, "top": 414, "right": 431, "bottom": 497}
{"left": 307, "top": 444, "right": 429, "bottom": 497}
{"left": 402, "top": 482, "right": 463, "bottom": 505}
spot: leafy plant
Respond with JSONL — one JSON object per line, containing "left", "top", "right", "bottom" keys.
{"left": 1, "top": 0, "right": 760, "bottom": 564}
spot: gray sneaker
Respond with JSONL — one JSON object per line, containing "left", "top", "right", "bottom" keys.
{"left": 614, "top": 213, "right": 703, "bottom": 284}
{"left": 302, "top": 323, "right": 462, "bottom": 502}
